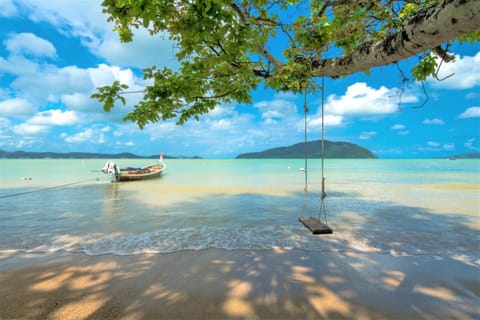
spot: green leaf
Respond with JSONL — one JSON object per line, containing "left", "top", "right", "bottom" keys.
{"left": 94, "top": 0, "right": 479, "bottom": 127}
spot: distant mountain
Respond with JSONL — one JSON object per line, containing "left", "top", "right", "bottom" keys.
{"left": 449, "top": 153, "right": 480, "bottom": 159}
{"left": 0, "top": 150, "right": 200, "bottom": 159}
{"left": 236, "top": 140, "right": 377, "bottom": 159}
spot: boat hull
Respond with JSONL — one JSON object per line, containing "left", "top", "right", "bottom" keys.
{"left": 115, "top": 165, "right": 164, "bottom": 182}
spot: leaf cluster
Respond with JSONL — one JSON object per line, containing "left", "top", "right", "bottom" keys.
{"left": 93, "top": 0, "right": 478, "bottom": 127}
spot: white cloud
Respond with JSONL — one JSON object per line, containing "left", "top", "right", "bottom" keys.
{"left": 0, "top": 117, "right": 12, "bottom": 143}
{"left": 13, "top": 0, "right": 178, "bottom": 69}
{"left": 325, "top": 82, "right": 400, "bottom": 116}
{"left": 87, "top": 64, "right": 140, "bottom": 89}
{"left": 464, "top": 138, "right": 479, "bottom": 151}
{"left": 0, "top": 98, "right": 36, "bottom": 117}
{"left": 422, "top": 118, "right": 444, "bottom": 125}
{"left": 398, "top": 130, "right": 409, "bottom": 136}
{"left": 308, "top": 114, "right": 343, "bottom": 128}
{"left": 0, "top": 0, "right": 17, "bottom": 17}
{"left": 273, "top": 91, "right": 297, "bottom": 100}
{"left": 429, "top": 52, "right": 480, "bottom": 90}
{"left": 443, "top": 143, "right": 455, "bottom": 151}
{"left": 3, "top": 60, "right": 139, "bottom": 122}
{"left": 4, "top": 33, "right": 56, "bottom": 58}
{"left": 11, "top": 65, "right": 92, "bottom": 105}
{"left": 16, "top": 0, "right": 108, "bottom": 41}
{"left": 427, "top": 141, "right": 440, "bottom": 147}
{"left": 210, "top": 119, "right": 233, "bottom": 130}
{"left": 458, "top": 107, "right": 480, "bottom": 119}
{"left": 63, "top": 128, "right": 105, "bottom": 144}
{"left": 0, "top": 55, "right": 39, "bottom": 76}
{"left": 13, "top": 123, "right": 49, "bottom": 135}
{"left": 29, "top": 109, "right": 79, "bottom": 126}
{"left": 254, "top": 99, "right": 297, "bottom": 120}
{"left": 359, "top": 131, "right": 377, "bottom": 140}
{"left": 61, "top": 93, "right": 94, "bottom": 111}
{"left": 60, "top": 92, "right": 125, "bottom": 122}
{"left": 392, "top": 124, "right": 405, "bottom": 130}
{"left": 205, "top": 104, "right": 235, "bottom": 118}
{"left": 95, "top": 28, "right": 178, "bottom": 69}
{"left": 0, "top": 117, "right": 11, "bottom": 128}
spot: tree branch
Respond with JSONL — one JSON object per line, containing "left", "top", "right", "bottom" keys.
{"left": 310, "top": 0, "right": 480, "bottom": 78}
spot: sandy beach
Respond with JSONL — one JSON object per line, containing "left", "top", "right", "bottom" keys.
{"left": 0, "top": 248, "right": 478, "bottom": 319}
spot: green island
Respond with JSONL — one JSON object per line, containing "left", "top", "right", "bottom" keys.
{"left": 236, "top": 140, "right": 377, "bottom": 159}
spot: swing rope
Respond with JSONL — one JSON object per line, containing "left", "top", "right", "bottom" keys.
{"left": 303, "top": 87, "right": 309, "bottom": 193}
{"left": 302, "top": 77, "right": 329, "bottom": 226}
{"left": 320, "top": 76, "right": 329, "bottom": 226}
{"left": 303, "top": 87, "right": 311, "bottom": 217}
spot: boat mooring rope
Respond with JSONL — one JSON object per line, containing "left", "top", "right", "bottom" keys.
{"left": 0, "top": 178, "right": 96, "bottom": 199}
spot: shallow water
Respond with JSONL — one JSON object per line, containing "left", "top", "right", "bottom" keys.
{"left": 0, "top": 158, "right": 478, "bottom": 258}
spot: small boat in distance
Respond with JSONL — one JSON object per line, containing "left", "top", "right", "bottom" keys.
{"left": 102, "top": 155, "right": 166, "bottom": 182}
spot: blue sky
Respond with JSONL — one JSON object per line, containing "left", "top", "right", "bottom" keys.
{"left": 0, "top": 0, "right": 479, "bottom": 158}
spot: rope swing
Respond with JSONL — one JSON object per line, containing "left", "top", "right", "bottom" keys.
{"left": 299, "top": 77, "right": 333, "bottom": 235}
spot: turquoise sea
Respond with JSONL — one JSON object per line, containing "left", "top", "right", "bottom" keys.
{"left": 0, "top": 159, "right": 479, "bottom": 259}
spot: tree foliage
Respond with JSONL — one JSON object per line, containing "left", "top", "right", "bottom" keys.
{"left": 92, "top": 0, "right": 480, "bottom": 127}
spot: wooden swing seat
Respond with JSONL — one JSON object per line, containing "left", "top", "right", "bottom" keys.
{"left": 298, "top": 216, "right": 333, "bottom": 235}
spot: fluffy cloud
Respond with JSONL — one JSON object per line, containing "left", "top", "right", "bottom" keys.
{"left": 204, "top": 104, "right": 236, "bottom": 119}
{"left": 0, "top": 117, "right": 12, "bottom": 142}
{"left": 0, "top": 0, "right": 17, "bottom": 17}
{"left": 0, "top": 54, "right": 39, "bottom": 76}
{"left": 12, "top": 0, "right": 178, "bottom": 69}
{"left": 63, "top": 128, "right": 105, "bottom": 144}
{"left": 9, "top": 110, "right": 80, "bottom": 139}
{"left": 0, "top": 98, "right": 36, "bottom": 117}
{"left": 4, "top": 33, "right": 56, "bottom": 58}
{"left": 458, "top": 107, "right": 480, "bottom": 119}
{"left": 2, "top": 57, "right": 141, "bottom": 123}
{"left": 392, "top": 124, "right": 405, "bottom": 130}
{"left": 422, "top": 118, "right": 445, "bottom": 125}
{"left": 15, "top": 0, "right": 108, "bottom": 41}
{"left": 308, "top": 114, "right": 343, "bottom": 128}
{"left": 443, "top": 143, "right": 455, "bottom": 151}
{"left": 61, "top": 93, "right": 94, "bottom": 111}
{"left": 359, "top": 131, "right": 377, "bottom": 140}
{"left": 254, "top": 99, "right": 298, "bottom": 121}
{"left": 464, "top": 138, "right": 478, "bottom": 151}
{"left": 13, "top": 123, "right": 49, "bottom": 135}
{"left": 429, "top": 52, "right": 480, "bottom": 90}
{"left": 325, "top": 82, "right": 403, "bottom": 116}
{"left": 426, "top": 141, "right": 455, "bottom": 151}
{"left": 95, "top": 28, "right": 179, "bottom": 69}
{"left": 9, "top": 64, "right": 92, "bottom": 105}
{"left": 29, "top": 109, "right": 79, "bottom": 126}
{"left": 209, "top": 119, "right": 233, "bottom": 130}
{"left": 87, "top": 64, "right": 141, "bottom": 89}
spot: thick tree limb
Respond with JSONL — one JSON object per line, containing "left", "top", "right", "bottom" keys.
{"left": 310, "top": 0, "right": 480, "bottom": 78}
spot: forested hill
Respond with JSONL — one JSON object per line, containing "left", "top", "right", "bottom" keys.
{"left": 236, "top": 140, "right": 378, "bottom": 159}
{"left": 0, "top": 150, "right": 200, "bottom": 159}
{"left": 450, "top": 153, "right": 480, "bottom": 159}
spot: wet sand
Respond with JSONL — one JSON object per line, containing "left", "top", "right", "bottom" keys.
{"left": 0, "top": 249, "right": 478, "bottom": 319}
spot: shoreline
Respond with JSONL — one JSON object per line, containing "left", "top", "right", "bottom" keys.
{"left": 1, "top": 249, "right": 478, "bottom": 319}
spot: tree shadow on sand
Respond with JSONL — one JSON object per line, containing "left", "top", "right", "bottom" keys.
{"left": 0, "top": 182, "right": 478, "bottom": 319}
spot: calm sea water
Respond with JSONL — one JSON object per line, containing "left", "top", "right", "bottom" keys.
{"left": 0, "top": 159, "right": 478, "bottom": 258}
